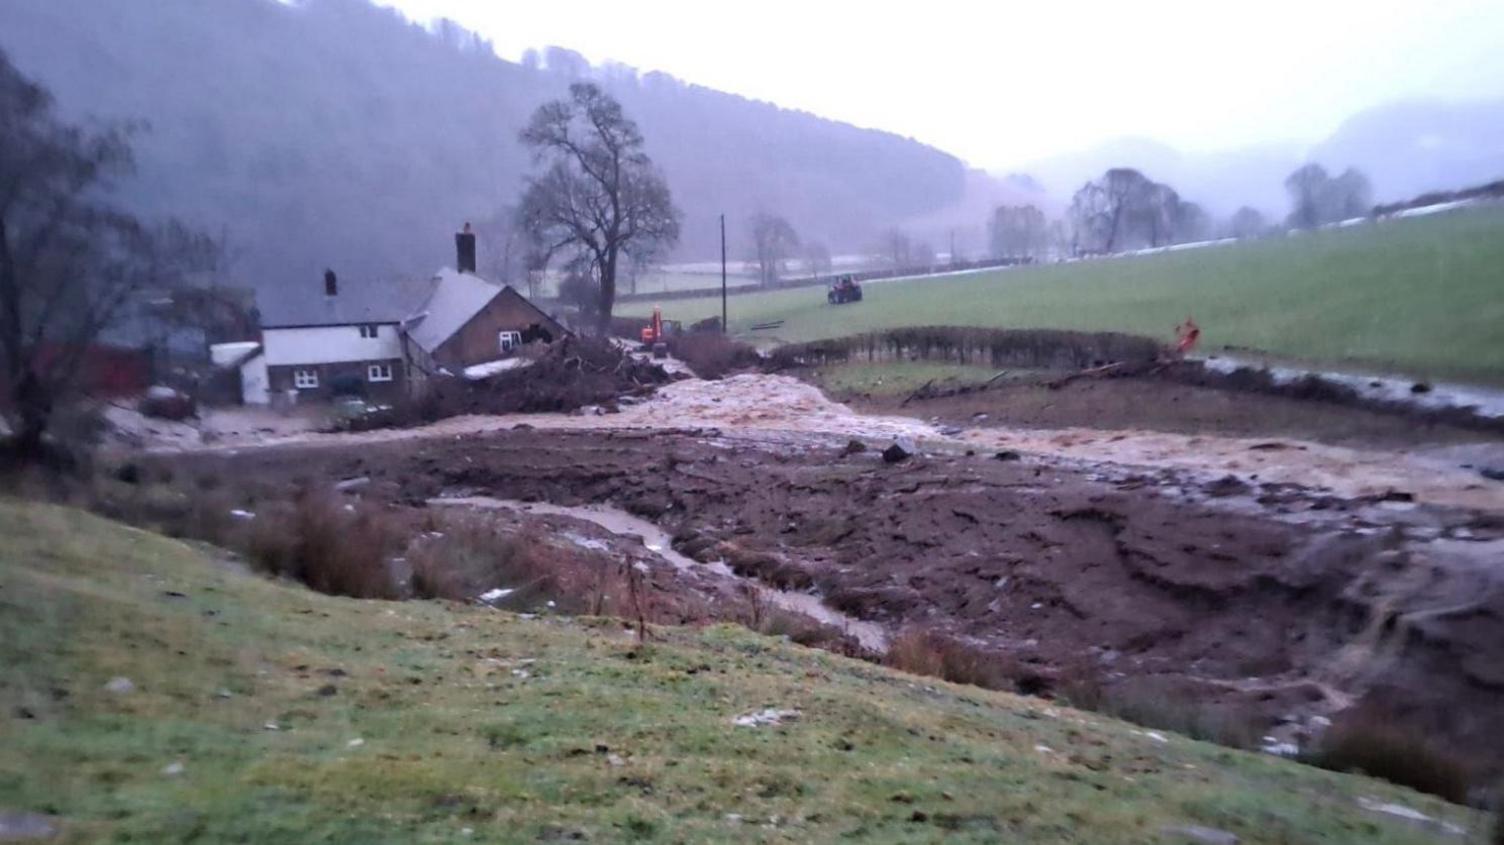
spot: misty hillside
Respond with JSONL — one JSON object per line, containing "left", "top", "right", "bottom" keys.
{"left": 1015, "top": 98, "right": 1504, "bottom": 217}
{"left": 0, "top": 0, "right": 965, "bottom": 294}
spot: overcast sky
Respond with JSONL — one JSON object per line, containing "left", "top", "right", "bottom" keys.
{"left": 381, "top": 0, "right": 1504, "bottom": 169}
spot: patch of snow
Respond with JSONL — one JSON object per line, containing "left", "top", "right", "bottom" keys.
{"left": 464, "top": 357, "right": 533, "bottom": 380}
{"left": 733, "top": 708, "right": 801, "bottom": 727}
{"left": 478, "top": 587, "right": 515, "bottom": 604}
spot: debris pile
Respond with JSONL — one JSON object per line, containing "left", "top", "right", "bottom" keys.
{"left": 435, "top": 336, "right": 676, "bottom": 415}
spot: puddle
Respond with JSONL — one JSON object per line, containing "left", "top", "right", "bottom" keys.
{"left": 428, "top": 496, "right": 889, "bottom": 651}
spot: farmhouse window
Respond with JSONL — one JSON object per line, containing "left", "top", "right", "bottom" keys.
{"left": 367, "top": 363, "right": 393, "bottom": 382}
{"left": 293, "top": 368, "right": 319, "bottom": 389}
{"left": 359, "top": 324, "right": 380, "bottom": 338}
{"left": 499, "top": 330, "right": 523, "bottom": 353}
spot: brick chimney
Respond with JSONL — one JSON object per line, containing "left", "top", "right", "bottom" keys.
{"left": 455, "top": 222, "right": 477, "bottom": 274}
{"left": 324, "top": 268, "right": 338, "bottom": 297}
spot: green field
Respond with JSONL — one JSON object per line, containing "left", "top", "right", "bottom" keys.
{"left": 0, "top": 498, "right": 1482, "bottom": 842}
{"left": 625, "top": 208, "right": 1504, "bottom": 384}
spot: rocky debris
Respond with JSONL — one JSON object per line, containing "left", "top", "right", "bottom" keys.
{"left": 732, "top": 708, "right": 800, "bottom": 728}
{"left": 882, "top": 437, "right": 916, "bottom": 463}
{"left": 1161, "top": 824, "right": 1240, "bottom": 844}
{"left": 102, "top": 676, "right": 135, "bottom": 695}
{"left": 938, "top": 425, "right": 965, "bottom": 436}
{"left": 0, "top": 811, "right": 59, "bottom": 841}
{"left": 1355, "top": 797, "right": 1466, "bottom": 837}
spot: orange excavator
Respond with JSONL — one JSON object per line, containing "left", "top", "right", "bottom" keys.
{"left": 640, "top": 306, "right": 669, "bottom": 358}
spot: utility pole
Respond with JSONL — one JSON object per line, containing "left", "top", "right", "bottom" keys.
{"left": 720, "top": 214, "right": 728, "bottom": 334}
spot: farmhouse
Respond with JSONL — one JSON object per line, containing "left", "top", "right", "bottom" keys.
{"left": 229, "top": 230, "right": 566, "bottom": 404}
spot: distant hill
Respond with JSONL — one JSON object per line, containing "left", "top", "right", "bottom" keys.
{"left": 1010, "top": 98, "right": 1504, "bottom": 219}
{"left": 0, "top": 0, "right": 965, "bottom": 296}
{"left": 1311, "top": 97, "right": 1504, "bottom": 203}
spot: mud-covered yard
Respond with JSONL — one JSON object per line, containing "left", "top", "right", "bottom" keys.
{"left": 150, "top": 373, "right": 1504, "bottom": 780}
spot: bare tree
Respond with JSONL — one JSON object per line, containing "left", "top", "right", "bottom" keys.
{"left": 0, "top": 52, "right": 211, "bottom": 457}
{"left": 1330, "top": 168, "right": 1373, "bottom": 220}
{"left": 516, "top": 82, "right": 679, "bottom": 333}
{"left": 879, "top": 228, "right": 912, "bottom": 266}
{"left": 912, "top": 240, "right": 937, "bottom": 268}
{"left": 989, "top": 204, "right": 1047, "bottom": 258}
{"left": 1226, "top": 206, "right": 1267, "bottom": 240}
{"left": 1069, "top": 168, "right": 1157, "bottom": 253}
{"left": 476, "top": 204, "right": 526, "bottom": 284}
{"left": 1284, "top": 163, "right": 1329, "bottom": 229}
{"left": 1284, "top": 164, "right": 1373, "bottom": 229}
{"left": 1170, "top": 201, "right": 1211, "bottom": 244}
{"left": 748, "top": 212, "right": 799, "bottom": 287}
{"left": 802, "top": 241, "right": 833, "bottom": 279}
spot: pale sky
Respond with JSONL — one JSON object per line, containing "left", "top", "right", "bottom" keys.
{"left": 380, "top": 0, "right": 1504, "bottom": 169}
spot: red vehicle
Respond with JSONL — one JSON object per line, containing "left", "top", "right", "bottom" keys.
{"left": 827, "top": 275, "right": 863, "bottom": 304}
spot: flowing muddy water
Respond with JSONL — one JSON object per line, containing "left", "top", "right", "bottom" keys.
{"left": 428, "top": 495, "right": 890, "bottom": 652}
{"left": 149, "top": 373, "right": 1504, "bottom": 514}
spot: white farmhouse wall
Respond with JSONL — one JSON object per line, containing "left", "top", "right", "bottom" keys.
{"left": 262, "top": 325, "right": 403, "bottom": 366}
{"left": 240, "top": 354, "right": 270, "bottom": 405}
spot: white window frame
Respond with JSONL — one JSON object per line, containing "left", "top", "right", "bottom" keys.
{"left": 358, "top": 324, "right": 379, "bottom": 339}
{"left": 498, "top": 330, "right": 523, "bottom": 353}
{"left": 367, "top": 363, "right": 393, "bottom": 382}
{"left": 293, "top": 368, "right": 319, "bottom": 389}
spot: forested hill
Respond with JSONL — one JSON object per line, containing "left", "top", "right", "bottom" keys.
{"left": 0, "top": 0, "right": 965, "bottom": 293}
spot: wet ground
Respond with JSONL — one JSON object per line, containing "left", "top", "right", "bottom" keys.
{"left": 152, "top": 372, "right": 1504, "bottom": 772}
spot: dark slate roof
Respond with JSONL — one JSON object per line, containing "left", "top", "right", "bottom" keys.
{"left": 256, "top": 277, "right": 433, "bottom": 328}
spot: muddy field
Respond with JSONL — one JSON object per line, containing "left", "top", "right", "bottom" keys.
{"left": 850, "top": 370, "right": 1504, "bottom": 450}
{"left": 154, "top": 389, "right": 1504, "bottom": 778}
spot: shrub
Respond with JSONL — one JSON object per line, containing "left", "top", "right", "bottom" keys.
{"left": 885, "top": 627, "right": 1018, "bottom": 691}
{"left": 1096, "top": 678, "right": 1260, "bottom": 749}
{"left": 1306, "top": 707, "right": 1475, "bottom": 803}
{"left": 241, "top": 491, "right": 402, "bottom": 599}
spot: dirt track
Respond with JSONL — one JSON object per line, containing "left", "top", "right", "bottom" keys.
{"left": 156, "top": 375, "right": 1504, "bottom": 771}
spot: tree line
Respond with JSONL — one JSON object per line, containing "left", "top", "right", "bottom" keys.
{"left": 988, "top": 164, "right": 1374, "bottom": 260}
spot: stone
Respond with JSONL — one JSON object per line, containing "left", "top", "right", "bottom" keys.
{"left": 0, "top": 811, "right": 59, "bottom": 841}
{"left": 103, "top": 676, "right": 135, "bottom": 695}
{"left": 882, "top": 438, "right": 916, "bottom": 463}
{"left": 161, "top": 761, "right": 185, "bottom": 777}
{"left": 732, "top": 708, "right": 800, "bottom": 727}
{"left": 1161, "top": 824, "right": 1240, "bottom": 844}
{"left": 841, "top": 439, "right": 867, "bottom": 456}
{"left": 333, "top": 476, "right": 370, "bottom": 492}
{"left": 993, "top": 450, "right": 1021, "bottom": 462}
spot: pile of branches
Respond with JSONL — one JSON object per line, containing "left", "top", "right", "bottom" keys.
{"left": 432, "top": 336, "right": 675, "bottom": 416}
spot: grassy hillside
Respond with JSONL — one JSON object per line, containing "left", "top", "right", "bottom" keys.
{"left": 0, "top": 499, "right": 1480, "bottom": 843}
{"left": 627, "top": 208, "right": 1504, "bottom": 384}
